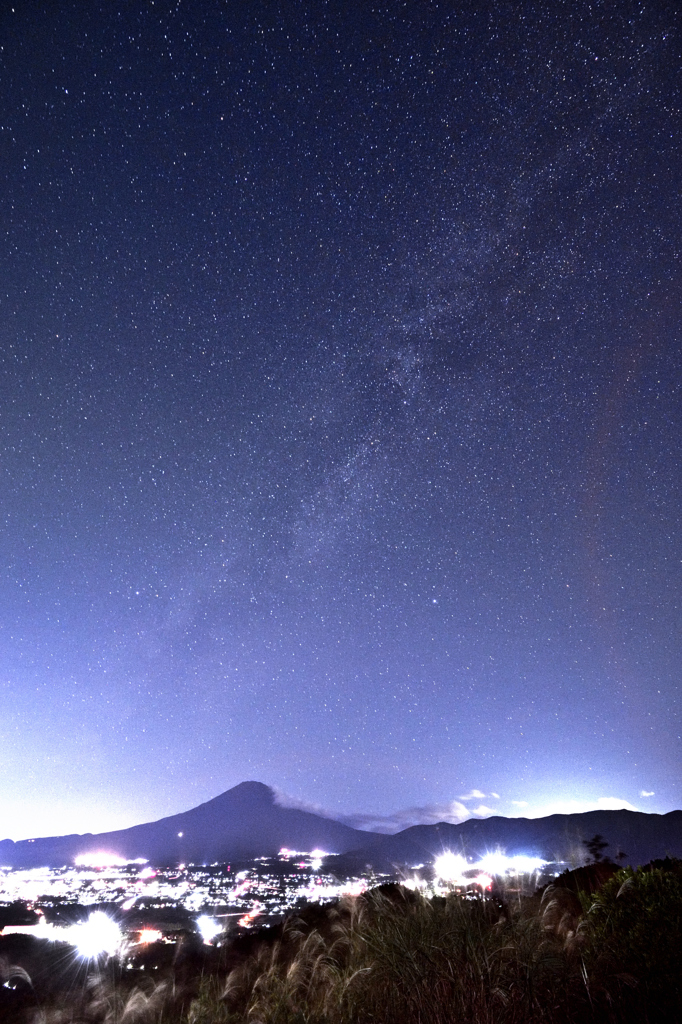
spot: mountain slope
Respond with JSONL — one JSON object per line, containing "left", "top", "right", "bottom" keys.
{"left": 338, "top": 808, "right": 682, "bottom": 871}
{"left": 0, "top": 782, "right": 378, "bottom": 869}
{"left": 2, "top": 784, "right": 680, "bottom": 872}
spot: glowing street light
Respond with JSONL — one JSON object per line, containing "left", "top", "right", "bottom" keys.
{"left": 68, "top": 912, "right": 122, "bottom": 959}
{"left": 196, "top": 915, "right": 223, "bottom": 944}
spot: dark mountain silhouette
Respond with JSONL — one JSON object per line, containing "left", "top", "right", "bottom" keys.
{"left": 1, "top": 783, "right": 680, "bottom": 872}
{"left": 333, "top": 808, "right": 682, "bottom": 873}
{"left": 0, "top": 782, "right": 376, "bottom": 869}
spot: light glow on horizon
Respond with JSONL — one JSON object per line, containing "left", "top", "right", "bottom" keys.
{"left": 434, "top": 848, "right": 549, "bottom": 888}
{"left": 508, "top": 796, "right": 640, "bottom": 818}
{"left": 74, "top": 853, "right": 148, "bottom": 868}
{"left": 475, "top": 851, "right": 548, "bottom": 875}
{"left": 433, "top": 852, "right": 468, "bottom": 882}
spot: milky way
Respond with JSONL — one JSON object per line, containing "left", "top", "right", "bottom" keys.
{"left": 1, "top": 1, "right": 680, "bottom": 838}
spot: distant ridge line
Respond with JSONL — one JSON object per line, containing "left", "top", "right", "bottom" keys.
{"left": 1, "top": 782, "right": 680, "bottom": 870}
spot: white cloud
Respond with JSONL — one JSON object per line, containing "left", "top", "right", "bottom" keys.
{"left": 640, "top": 790, "right": 655, "bottom": 798}
{"left": 337, "top": 795, "right": 503, "bottom": 834}
{"left": 471, "top": 804, "right": 496, "bottom": 817}
{"left": 510, "top": 796, "right": 640, "bottom": 817}
{"left": 272, "top": 788, "right": 333, "bottom": 816}
{"left": 275, "top": 787, "right": 644, "bottom": 839}
{"left": 595, "top": 797, "right": 640, "bottom": 812}
{"left": 338, "top": 800, "right": 472, "bottom": 833}
{"left": 273, "top": 789, "right": 475, "bottom": 834}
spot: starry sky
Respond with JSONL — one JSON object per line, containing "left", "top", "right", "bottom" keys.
{"left": 1, "top": 1, "right": 680, "bottom": 841}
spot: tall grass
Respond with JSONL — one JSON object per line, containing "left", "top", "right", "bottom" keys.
{"left": 188, "top": 862, "right": 682, "bottom": 1024}
{"left": 5, "top": 861, "right": 681, "bottom": 1023}
{"left": 191, "top": 885, "right": 583, "bottom": 1024}
{"left": 580, "top": 863, "right": 682, "bottom": 1020}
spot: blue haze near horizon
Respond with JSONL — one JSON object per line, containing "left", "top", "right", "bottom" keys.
{"left": 0, "top": 1, "right": 680, "bottom": 841}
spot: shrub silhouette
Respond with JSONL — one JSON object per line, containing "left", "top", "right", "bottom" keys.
{"left": 581, "top": 862, "right": 682, "bottom": 1021}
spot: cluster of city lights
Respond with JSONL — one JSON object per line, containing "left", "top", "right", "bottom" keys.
{"left": 432, "top": 849, "right": 549, "bottom": 891}
{"left": 74, "top": 853, "right": 148, "bottom": 868}
{"left": 0, "top": 845, "right": 556, "bottom": 959}
{"left": 278, "top": 847, "right": 327, "bottom": 870}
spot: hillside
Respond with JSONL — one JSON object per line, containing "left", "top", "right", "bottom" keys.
{"left": 0, "top": 782, "right": 378, "bottom": 868}
{"left": 2, "top": 783, "right": 681, "bottom": 871}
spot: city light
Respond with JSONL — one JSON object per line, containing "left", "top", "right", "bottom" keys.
{"left": 74, "top": 853, "right": 148, "bottom": 868}
{"left": 0, "top": 846, "right": 560, "bottom": 955}
{"left": 67, "top": 912, "right": 122, "bottom": 959}
{"left": 476, "top": 851, "right": 548, "bottom": 876}
{"left": 196, "top": 915, "right": 223, "bottom": 944}
{"left": 433, "top": 852, "right": 470, "bottom": 885}
{"left": 136, "top": 928, "right": 163, "bottom": 944}
{"left": 434, "top": 849, "right": 549, "bottom": 890}
{"left": 310, "top": 848, "right": 327, "bottom": 870}
{"left": 237, "top": 905, "right": 262, "bottom": 929}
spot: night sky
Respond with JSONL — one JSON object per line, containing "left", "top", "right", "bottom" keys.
{"left": 1, "top": 1, "right": 680, "bottom": 841}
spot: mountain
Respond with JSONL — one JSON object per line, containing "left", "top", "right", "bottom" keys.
{"left": 333, "top": 808, "right": 682, "bottom": 873}
{"left": 1, "top": 783, "right": 680, "bottom": 872}
{"left": 0, "top": 782, "right": 378, "bottom": 869}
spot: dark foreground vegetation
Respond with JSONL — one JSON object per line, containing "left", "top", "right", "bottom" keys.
{"left": 1, "top": 859, "right": 680, "bottom": 1024}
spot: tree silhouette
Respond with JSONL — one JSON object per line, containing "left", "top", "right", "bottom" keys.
{"left": 583, "top": 833, "right": 609, "bottom": 863}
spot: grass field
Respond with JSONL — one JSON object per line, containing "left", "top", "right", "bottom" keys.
{"left": 1, "top": 859, "right": 680, "bottom": 1023}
